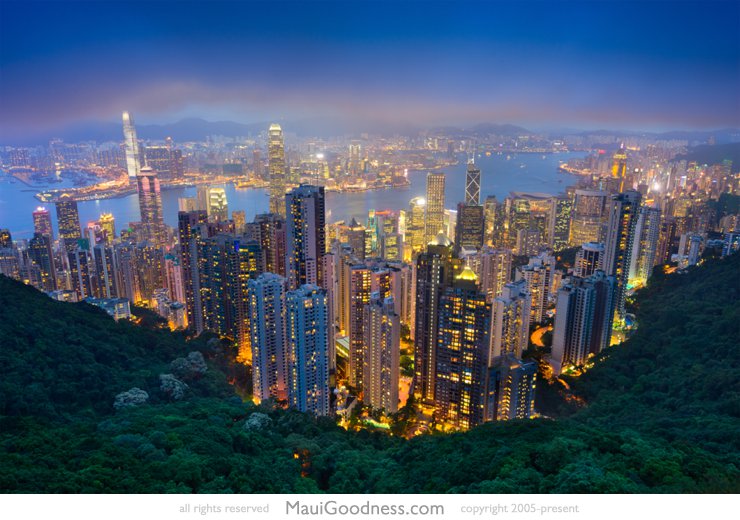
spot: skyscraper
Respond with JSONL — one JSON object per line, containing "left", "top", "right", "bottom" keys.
{"left": 611, "top": 143, "right": 627, "bottom": 193}
{"left": 248, "top": 273, "right": 288, "bottom": 403}
{"left": 574, "top": 242, "right": 604, "bottom": 278}
{"left": 32, "top": 207, "right": 53, "bottom": 241}
{"left": 474, "top": 248, "right": 512, "bottom": 302}
{"left": 516, "top": 252, "right": 556, "bottom": 324}
{"left": 424, "top": 172, "right": 446, "bottom": 244}
{"left": 569, "top": 189, "right": 608, "bottom": 246}
{"left": 268, "top": 123, "right": 287, "bottom": 217}
{"left": 249, "top": 213, "right": 287, "bottom": 277}
{"left": 56, "top": 196, "right": 81, "bottom": 252}
{"left": 286, "top": 284, "right": 330, "bottom": 416}
{"left": 629, "top": 205, "right": 661, "bottom": 286}
{"left": 122, "top": 111, "right": 141, "bottom": 180}
{"left": 28, "top": 232, "right": 56, "bottom": 292}
{"left": 413, "top": 233, "right": 457, "bottom": 403}
{"left": 286, "top": 185, "right": 326, "bottom": 290}
{"left": 99, "top": 213, "right": 115, "bottom": 244}
{"left": 363, "top": 294, "right": 400, "bottom": 413}
{"left": 490, "top": 280, "right": 531, "bottom": 359}
{"left": 465, "top": 160, "right": 481, "bottom": 206}
{"left": 207, "top": 188, "right": 229, "bottom": 222}
{"left": 603, "top": 190, "right": 641, "bottom": 321}
{"left": 550, "top": 270, "right": 616, "bottom": 375}
{"left": 434, "top": 267, "right": 491, "bottom": 430}
{"left": 455, "top": 202, "right": 485, "bottom": 253}
{"left": 136, "top": 166, "right": 167, "bottom": 247}
{"left": 485, "top": 354, "right": 537, "bottom": 421}
{"left": 178, "top": 210, "right": 208, "bottom": 331}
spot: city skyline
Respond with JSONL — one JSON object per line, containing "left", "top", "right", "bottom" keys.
{"left": 1, "top": 0, "right": 739, "bottom": 144}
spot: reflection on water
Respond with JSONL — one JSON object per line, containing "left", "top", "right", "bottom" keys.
{"left": 0, "top": 152, "right": 583, "bottom": 239}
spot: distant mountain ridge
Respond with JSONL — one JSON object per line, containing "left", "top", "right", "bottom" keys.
{"left": 4, "top": 117, "right": 740, "bottom": 146}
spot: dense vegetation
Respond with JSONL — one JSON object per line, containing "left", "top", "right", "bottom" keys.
{"left": 1, "top": 253, "right": 739, "bottom": 493}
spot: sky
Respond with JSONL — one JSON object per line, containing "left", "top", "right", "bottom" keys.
{"left": 1, "top": 0, "right": 739, "bottom": 141}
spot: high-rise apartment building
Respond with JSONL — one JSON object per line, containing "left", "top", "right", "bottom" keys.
{"left": 56, "top": 196, "right": 81, "bottom": 252}
{"left": 286, "top": 185, "right": 326, "bottom": 290}
{"left": 362, "top": 295, "right": 400, "bottom": 413}
{"left": 286, "top": 284, "right": 330, "bottom": 416}
{"left": 490, "top": 280, "right": 531, "bottom": 359}
{"left": 136, "top": 166, "right": 167, "bottom": 247}
{"left": 603, "top": 190, "right": 641, "bottom": 321}
{"left": 248, "top": 273, "right": 288, "bottom": 403}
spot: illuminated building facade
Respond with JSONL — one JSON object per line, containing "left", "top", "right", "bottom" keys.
{"left": 424, "top": 172, "right": 446, "bottom": 244}
{"left": 136, "top": 166, "right": 167, "bottom": 247}
{"left": 286, "top": 284, "right": 330, "bottom": 416}
{"left": 485, "top": 354, "right": 536, "bottom": 421}
{"left": 550, "top": 270, "right": 616, "bottom": 374}
{"left": 363, "top": 295, "right": 400, "bottom": 413}
{"left": 286, "top": 185, "right": 326, "bottom": 290}
{"left": 32, "top": 207, "right": 53, "bottom": 241}
{"left": 603, "top": 190, "right": 641, "bottom": 320}
{"left": 56, "top": 197, "right": 81, "bottom": 252}
{"left": 268, "top": 123, "right": 287, "bottom": 217}
{"left": 574, "top": 242, "right": 604, "bottom": 278}
{"left": 434, "top": 267, "right": 491, "bottom": 430}
{"left": 490, "top": 280, "right": 531, "bottom": 359}
{"left": 248, "top": 273, "right": 289, "bottom": 403}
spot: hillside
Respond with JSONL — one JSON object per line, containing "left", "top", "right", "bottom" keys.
{"left": 0, "top": 254, "right": 739, "bottom": 493}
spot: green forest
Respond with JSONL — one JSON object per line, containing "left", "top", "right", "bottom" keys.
{"left": 1, "top": 253, "right": 739, "bottom": 493}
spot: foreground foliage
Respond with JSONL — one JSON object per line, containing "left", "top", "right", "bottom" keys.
{"left": 1, "top": 254, "right": 739, "bottom": 493}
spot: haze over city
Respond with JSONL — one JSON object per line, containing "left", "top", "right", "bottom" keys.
{"left": 1, "top": 0, "right": 739, "bottom": 143}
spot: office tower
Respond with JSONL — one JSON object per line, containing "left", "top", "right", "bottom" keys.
{"left": 629, "top": 206, "right": 661, "bottom": 286}
{"left": 424, "top": 172, "right": 446, "bottom": 243}
{"left": 0, "top": 229, "right": 11, "bottom": 248}
{"left": 178, "top": 197, "right": 197, "bottom": 212}
{"left": 268, "top": 123, "right": 287, "bottom": 217}
{"left": 28, "top": 233, "right": 56, "bottom": 292}
{"left": 569, "top": 189, "right": 608, "bottom": 246}
{"left": 99, "top": 213, "right": 115, "bottom": 244}
{"left": 405, "top": 197, "right": 427, "bottom": 258}
{"left": 67, "top": 242, "right": 93, "bottom": 299}
{"left": 516, "top": 252, "right": 556, "bottom": 324}
{"left": 550, "top": 271, "right": 616, "bottom": 375}
{"left": 365, "top": 210, "right": 379, "bottom": 258}
{"left": 286, "top": 285, "right": 330, "bottom": 416}
{"left": 136, "top": 166, "right": 167, "bottom": 247}
{"left": 413, "top": 233, "right": 457, "bottom": 403}
{"left": 553, "top": 195, "right": 573, "bottom": 251}
{"left": 32, "top": 207, "right": 53, "bottom": 241}
{"left": 474, "top": 248, "right": 512, "bottom": 302}
{"left": 344, "top": 218, "right": 367, "bottom": 260}
{"left": 612, "top": 143, "right": 627, "bottom": 193}
{"left": 435, "top": 267, "right": 491, "bottom": 430}
{"left": 92, "top": 243, "right": 118, "bottom": 299}
{"left": 603, "top": 190, "right": 641, "bottom": 321}
{"left": 516, "top": 228, "right": 542, "bottom": 256}
{"left": 348, "top": 141, "right": 362, "bottom": 176}
{"left": 455, "top": 202, "right": 485, "bottom": 253}
{"left": 485, "top": 354, "right": 537, "bottom": 421}
{"left": 484, "top": 195, "right": 505, "bottom": 247}
{"left": 250, "top": 213, "right": 287, "bottom": 277}
{"left": 248, "top": 273, "right": 288, "bottom": 403}
{"left": 206, "top": 187, "right": 229, "bottom": 221}
{"left": 196, "top": 186, "right": 210, "bottom": 212}
{"left": 144, "top": 146, "right": 172, "bottom": 177}
{"left": 286, "top": 185, "right": 326, "bottom": 290}
{"left": 55, "top": 196, "right": 81, "bottom": 252}
{"left": 362, "top": 295, "right": 400, "bottom": 413}
{"left": 465, "top": 160, "right": 481, "bottom": 206}
{"left": 232, "top": 210, "right": 246, "bottom": 234}
{"left": 122, "top": 111, "right": 141, "bottom": 180}
{"left": 178, "top": 210, "right": 208, "bottom": 330}
{"left": 490, "top": 280, "right": 531, "bottom": 359}
{"left": 574, "top": 242, "right": 604, "bottom": 278}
